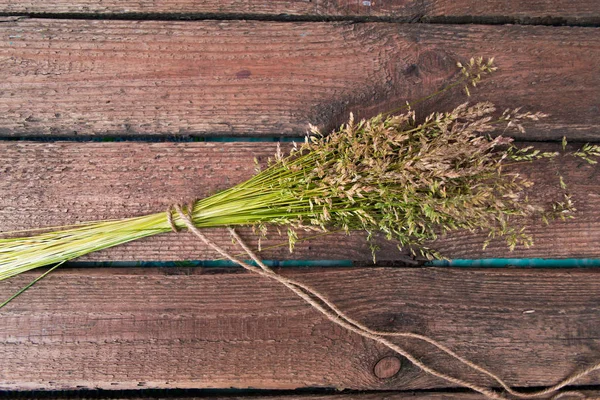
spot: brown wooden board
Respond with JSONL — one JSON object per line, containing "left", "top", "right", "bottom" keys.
{"left": 425, "top": 1, "right": 600, "bottom": 23}
{"left": 0, "top": 1, "right": 598, "bottom": 23}
{"left": 16, "top": 392, "right": 600, "bottom": 400}
{"left": 2, "top": 267, "right": 600, "bottom": 391}
{"left": 0, "top": 19, "right": 598, "bottom": 140}
{"left": 0, "top": 141, "right": 598, "bottom": 262}
{"left": 0, "top": 395, "right": 519, "bottom": 400}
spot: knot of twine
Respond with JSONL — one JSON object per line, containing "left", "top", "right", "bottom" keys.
{"left": 167, "top": 205, "right": 600, "bottom": 400}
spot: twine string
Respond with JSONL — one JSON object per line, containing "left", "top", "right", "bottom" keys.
{"left": 170, "top": 206, "right": 600, "bottom": 400}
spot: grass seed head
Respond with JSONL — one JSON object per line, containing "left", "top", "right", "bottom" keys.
{"left": 252, "top": 100, "right": 570, "bottom": 259}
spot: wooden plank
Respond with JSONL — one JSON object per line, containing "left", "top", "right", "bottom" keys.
{"left": 0, "top": 141, "right": 599, "bottom": 262}
{"left": 2, "top": 267, "right": 600, "bottom": 391}
{"left": 0, "top": 395, "right": 494, "bottom": 400}
{"left": 426, "top": 1, "right": 600, "bottom": 23}
{"left": 13, "top": 392, "right": 600, "bottom": 400}
{"left": 0, "top": 1, "right": 597, "bottom": 22}
{"left": 0, "top": 20, "right": 598, "bottom": 140}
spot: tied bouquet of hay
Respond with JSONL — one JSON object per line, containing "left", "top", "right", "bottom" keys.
{"left": 0, "top": 58, "right": 597, "bottom": 283}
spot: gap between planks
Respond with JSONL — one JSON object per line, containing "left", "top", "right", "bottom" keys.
{"left": 0, "top": 13, "right": 599, "bottom": 28}
{"left": 5, "top": 389, "right": 600, "bottom": 399}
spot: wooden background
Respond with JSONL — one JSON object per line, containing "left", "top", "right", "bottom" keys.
{"left": 0, "top": 1, "right": 599, "bottom": 399}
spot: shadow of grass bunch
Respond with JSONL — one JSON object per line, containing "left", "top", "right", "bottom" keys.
{"left": 0, "top": 57, "right": 595, "bottom": 282}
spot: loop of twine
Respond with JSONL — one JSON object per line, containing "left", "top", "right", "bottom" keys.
{"left": 166, "top": 205, "right": 179, "bottom": 233}
{"left": 169, "top": 205, "right": 600, "bottom": 400}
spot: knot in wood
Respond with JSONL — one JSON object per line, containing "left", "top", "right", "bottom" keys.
{"left": 373, "top": 356, "right": 402, "bottom": 379}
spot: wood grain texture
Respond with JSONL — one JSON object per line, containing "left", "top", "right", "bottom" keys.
{"left": 0, "top": 0, "right": 597, "bottom": 22}
{"left": 0, "top": 141, "right": 598, "bottom": 262}
{"left": 54, "top": 390, "right": 599, "bottom": 400}
{"left": 427, "top": 1, "right": 600, "bottom": 22}
{"left": 0, "top": 395, "right": 506, "bottom": 400}
{"left": 0, "top": 19, "right": 598, "bottom": 139}
{"left": 18, "top": 392, "right": 600, "bottom": 400}
{"left": 2, "top": 267, "right": 600, "bottom": 390}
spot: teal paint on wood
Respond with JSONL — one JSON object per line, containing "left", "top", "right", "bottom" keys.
{"left": 429, "top": 258, "right": 600, "bottom": 268}
{"left": 71, "top": 258, "right": 600, "bottom": 269}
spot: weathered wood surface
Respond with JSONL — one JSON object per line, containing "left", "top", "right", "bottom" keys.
{"left": 0, "top": 0, "right": 598, "bottom": 22}
{"left": 0, "top": 395, "right": 509, "bottom": 400}
{"left": 0, "top": 19, "right": 598, "bottom": 140}
{"left": 0, "top": 142, "right": 598, "bottom": 262}
{"left": 425, "top": 1, "right": 600, "bottom": 23}
{"left": 26, "top": 392, "right": 600, "bottom": 400}
{"left": 2, "top": 267, "right": 600, "bottom": 391}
